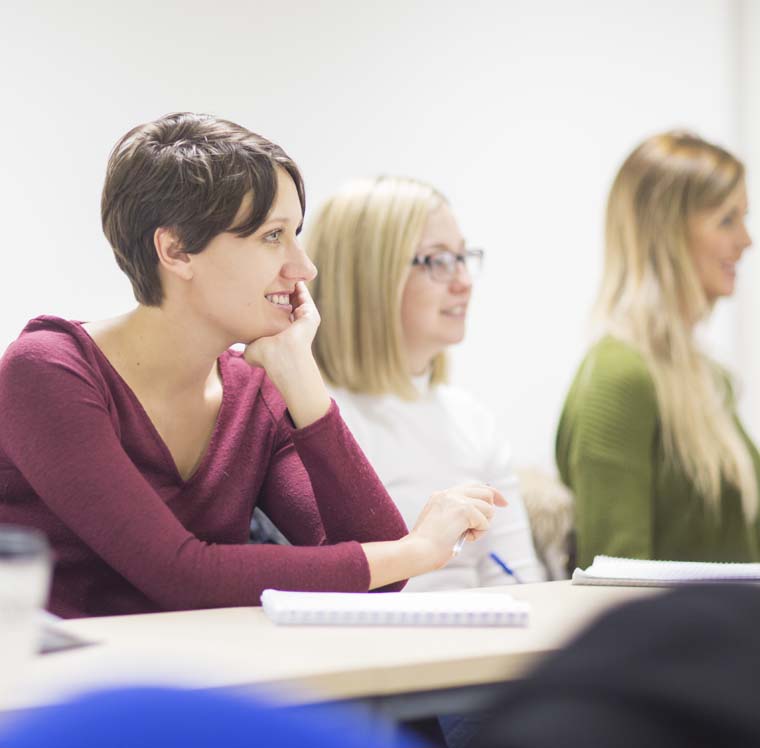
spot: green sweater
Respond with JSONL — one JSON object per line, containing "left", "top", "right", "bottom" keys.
{"left": 556, "top": 336, "right": 760, "bottom": 567}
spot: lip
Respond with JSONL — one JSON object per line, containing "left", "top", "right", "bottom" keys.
{"left": 720, "top": 261, "right": 737, "bottom": 277}
{"left": 440, "top": 304, "right": 468, "bottom": 318}
{"left": 265, "top": 291, "right": 294, "bottom": 313}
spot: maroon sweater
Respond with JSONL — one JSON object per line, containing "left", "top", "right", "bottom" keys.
{"left": 0, "top": 317, "right": 408, "bottom": 618}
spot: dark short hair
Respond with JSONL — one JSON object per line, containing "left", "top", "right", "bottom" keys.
{"left": 101, "top": 112, "right": 305, "bottom": 306}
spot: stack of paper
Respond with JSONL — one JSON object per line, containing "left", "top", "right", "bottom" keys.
{"left": 261, "top": 589, "right": 530, "bottom": 627}
{"left": 573, "top": 555, "right": 760, "bottom": 587}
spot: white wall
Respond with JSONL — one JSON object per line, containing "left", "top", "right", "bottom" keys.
{"left": 0, "top": 0, "right": 745, "bottom": 468}
{"left": 737, "top": 0, "right": 760, "bottom": 445}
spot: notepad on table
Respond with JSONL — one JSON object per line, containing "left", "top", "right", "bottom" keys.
{"left": 261, "top": 589, "right": 530, "bottom": 627}
{"left": 572, "top": 555, "right": 760, "bottom": 587}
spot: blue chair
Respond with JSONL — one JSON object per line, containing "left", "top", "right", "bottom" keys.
{"left": 0, "top": 686, "right": 422, "bottom": 747}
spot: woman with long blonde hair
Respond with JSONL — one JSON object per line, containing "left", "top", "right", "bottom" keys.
{"left": 557, "top": 131, "right": 760, "bottom": 567}
{"left": 309, "top": 176, "right": 545, "bottom": 591}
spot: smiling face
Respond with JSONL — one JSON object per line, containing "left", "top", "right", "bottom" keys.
{"left": 688, "top": 182, "right": 751, "bottom": 303}
{"left": 185, "top": 168, "right": 316, "bottom": 344}
{"left": 400, "top": 202, "right": 471, "bottom": 375}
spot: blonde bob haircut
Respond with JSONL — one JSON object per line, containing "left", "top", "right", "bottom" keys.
{"left": 308, "top": 176, "right": 448, "bottom": 399}
{"left": 595, "top": 130, "right": 757, "bottom": 521}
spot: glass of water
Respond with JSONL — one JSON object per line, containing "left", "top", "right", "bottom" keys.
{"left": 0, "top": 525, "right": 52, "bottom": 695}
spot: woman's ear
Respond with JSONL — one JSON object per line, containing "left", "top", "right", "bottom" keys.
{"left": 154, "top": 227, "right": 193, "bottom": 281}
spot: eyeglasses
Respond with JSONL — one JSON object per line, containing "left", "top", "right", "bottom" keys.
{"left": 411, "top": 248, "right": 484, "bottom": 283}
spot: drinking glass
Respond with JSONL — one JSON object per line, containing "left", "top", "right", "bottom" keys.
{"left": 0, "top": 525, "right": 52, "bottom": 696}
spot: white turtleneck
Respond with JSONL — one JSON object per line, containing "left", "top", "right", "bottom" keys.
{"left": 330, "top": 378, "right": 546, "bottom": 591}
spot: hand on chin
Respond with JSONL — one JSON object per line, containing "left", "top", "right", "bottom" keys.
{"left": 242, "top": 282, "right": 320, "bottom": 371}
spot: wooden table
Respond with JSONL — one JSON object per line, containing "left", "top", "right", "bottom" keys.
{"left": 3, "top": 581, "right": 661, "bottom": 718}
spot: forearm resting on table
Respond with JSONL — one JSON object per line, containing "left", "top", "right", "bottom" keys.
{"left": 363, "top": 536, "right": 434, "bottom": 590}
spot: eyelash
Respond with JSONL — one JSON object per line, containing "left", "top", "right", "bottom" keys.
{"left": 721, "top": 211, "right": 750, "bottom": 228}
{"left": 263, "top": 229, "right": 283, "bottom": 243}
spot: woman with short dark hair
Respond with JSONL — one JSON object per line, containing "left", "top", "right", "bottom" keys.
{"left": 0, "top": 113, "right": 501, "bottom": 617}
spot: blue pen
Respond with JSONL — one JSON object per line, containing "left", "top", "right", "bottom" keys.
{"left": 490, "top": 552, "right": 522, "bottom": 584}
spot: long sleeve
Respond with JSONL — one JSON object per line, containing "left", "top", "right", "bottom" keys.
{"left": 557, "top": 341, "right": 659, "bottom": 567}
{"left": 255, "top": 400, "right": 409, "bottom": 589}
{"left": 0, "top": 326, "right": 406, "bottom": 616}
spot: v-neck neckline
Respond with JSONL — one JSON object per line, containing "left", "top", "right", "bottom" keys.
{"left": 76, "top": 321, "right": 228, "bottom": 486}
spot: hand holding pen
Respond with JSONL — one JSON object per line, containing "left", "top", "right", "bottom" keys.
{"left": 447, "top": 484, "right": 507, "bottom": 556}
{"left": 408, "top": 483, "right": 507, "bottom": 571}
{"left": 451, "top": 483, "right": 508, "bottom": 557}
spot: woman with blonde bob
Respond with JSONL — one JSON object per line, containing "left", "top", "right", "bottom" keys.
{"left": 309, "top": 176, "right": 545, "bottom": 591}
{"left": 557, "top": 131, "right": 760, "bottom": 567}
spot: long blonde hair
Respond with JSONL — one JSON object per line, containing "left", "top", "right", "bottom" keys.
{"left": 595, "top": 130, "right": 757, "bottom": 521}
{"left": 308, "top": 176, "right": 448, "bottom": 399}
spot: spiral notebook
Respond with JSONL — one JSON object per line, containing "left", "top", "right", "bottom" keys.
{"left": 572, "top": 555, "right": 760, "bottom": 587}
{"left": 261, "top": 589, "right": 530, "bottom": 627}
